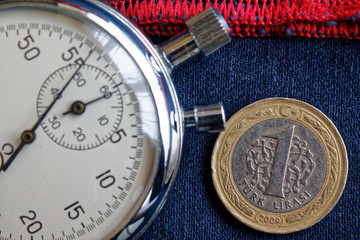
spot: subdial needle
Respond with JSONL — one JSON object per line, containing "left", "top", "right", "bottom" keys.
{"left": 63, "top": 91, "right": 114, "bottom": 116}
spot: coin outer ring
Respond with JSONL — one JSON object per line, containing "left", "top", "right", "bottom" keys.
{"left": 211, "top": 98, "right": 348, "bottom": 233}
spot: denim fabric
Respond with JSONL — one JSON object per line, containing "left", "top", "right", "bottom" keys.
{"left": 139, "top": 37, "right": 360, "bottom": 239}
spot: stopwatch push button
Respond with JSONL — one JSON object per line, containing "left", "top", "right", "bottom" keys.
{"left": 184, "top": 102, "right": 226, "bottom": 133}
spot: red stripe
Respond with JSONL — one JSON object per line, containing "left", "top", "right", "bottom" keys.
{"left": 104, "top": 0, "right": 360, "bottom": 38}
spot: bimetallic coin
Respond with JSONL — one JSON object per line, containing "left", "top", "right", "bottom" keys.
{"left": 211, "top": 98, "right": 348, "bottom": 233}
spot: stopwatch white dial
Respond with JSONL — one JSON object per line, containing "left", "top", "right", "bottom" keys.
{"left": 0, "top": 2, "right": 160, "bottom": 240}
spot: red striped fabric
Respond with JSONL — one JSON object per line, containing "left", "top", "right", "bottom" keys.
{"left": 105, "top": 0, "right": 360, "bottom": 38}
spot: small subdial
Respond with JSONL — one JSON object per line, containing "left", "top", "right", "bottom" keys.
{"left": 37, "top": 64, "right": 123, "bottom": 150}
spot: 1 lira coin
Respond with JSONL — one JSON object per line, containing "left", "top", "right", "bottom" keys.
{"left": 211, "top": 98, "right": 348, "bottom": 233}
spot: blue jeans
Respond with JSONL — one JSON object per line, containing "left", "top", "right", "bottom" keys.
{"left": 140, "top": 36, "right": 360, "bottom": 239}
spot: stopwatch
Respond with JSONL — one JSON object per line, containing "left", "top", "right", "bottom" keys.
{"left": 0, "top": 0, "right": 230, "bottom": 239}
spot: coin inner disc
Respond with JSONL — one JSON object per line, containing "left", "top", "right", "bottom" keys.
{"left": 231, "top": 118, "right": 326, "bottom": 213}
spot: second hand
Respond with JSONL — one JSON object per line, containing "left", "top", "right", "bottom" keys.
{"left": 1, "top": 48, "right": 95, "bottom": 172}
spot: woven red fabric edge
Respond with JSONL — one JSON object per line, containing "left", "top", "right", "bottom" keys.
{"left": 104, "top": 0, "right": 360, "bottom": 39}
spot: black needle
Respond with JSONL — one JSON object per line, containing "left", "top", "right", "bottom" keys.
{"left": 63, "top": 95, "right": 108, "bottom": 116}
{"left": 1, "top": 131, "right": 35, "bottom": 171}
{"left": 62, "top": 91, "right": 114, "bottom": 116}
{"left": 0, "top": 49, "right": 95, "bottom": 172}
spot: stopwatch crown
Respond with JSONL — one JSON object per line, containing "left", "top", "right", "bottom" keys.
{"left": 186, "top": 7, "right": 231, "bottom": 56}
{"left": 160, "top": 7, "right": 231, "bottom": 67}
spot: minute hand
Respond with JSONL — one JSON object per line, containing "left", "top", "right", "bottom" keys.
{"left": 62, "top": 90, "right": 116, "bottom": 116}
{"left": 1, "top": 49, "right": 94, "bottom": 172}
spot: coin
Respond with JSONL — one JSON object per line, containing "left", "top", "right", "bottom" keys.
{"left": 211, "top": 98, "right": 348, "bottom": 233}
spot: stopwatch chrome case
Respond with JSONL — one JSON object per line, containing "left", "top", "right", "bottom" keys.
{"left": 0, "top": 1, "right": 230, "bottom": 239}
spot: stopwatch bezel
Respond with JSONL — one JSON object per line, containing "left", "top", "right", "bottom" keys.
{"left": 0, "top": 0, "right": 183, "bottom": 239}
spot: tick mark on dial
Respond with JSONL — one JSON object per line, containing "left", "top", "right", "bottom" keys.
{"left": 59, "top": 134, "right": 65, "bottom": 144}
{"left": 95, "top": 134, "right": 101, "bottom": 144}
{"left": 95, "top": 71, "right": 101, "bottom": 80}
